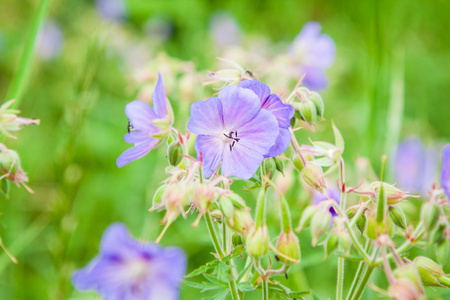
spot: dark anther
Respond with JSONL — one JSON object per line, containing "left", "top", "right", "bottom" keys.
{"left": 275, "top": 255, "right": 280, "bottom": 262}
{"left": 223, "top": 131, "right": 240, "bottom": 151}
{"left": 127, "top": 121, "right": 133, "bottom": 133}
{"left": 285, "top": 272, "right": 288, "bottom": 279}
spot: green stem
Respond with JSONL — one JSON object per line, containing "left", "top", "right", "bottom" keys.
{"left": 336, "top": 159, "right": 347, "bottom": 300}
{"left": 5, "top": 0, "right": 51, "bottom": 106}
{"left": 350, "top": 265, "right": 375, "bottom": 300}
{"left": 347, "top": 240, "right": 371, "bottom": 299}
{"left": 204, "top": 212, "right": 225, "bottom": 259}
{"left": 262, "top": 280, "right": 269, "bottom": 300}
{"left": 255, "top": 186, "right": 267, "bottom": 228}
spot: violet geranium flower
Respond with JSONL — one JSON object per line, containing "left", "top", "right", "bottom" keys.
{"left": 289, "top": 21, "right": 336, "bottom": 90}
{"left": 441, "top": 144, "right": 450, "bottom": 200}
{"left": 72, "top": 223, "right": 186, "bottom": 300}
{"left": 117, "top": 73, "right": 172, "bottom": 168}
{"left": 237, "top": 80, "right": 294, "bottom": 157}
{"left": 392, "top": 137, "right": 438, "bottom": 195}
{"left": 187, "top": 85, "right": 279, "bottom": 179}
{"left": 312, "top": 187, "right": 340, "bottom": 217}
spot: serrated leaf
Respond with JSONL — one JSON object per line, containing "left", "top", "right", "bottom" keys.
{"left": 237, "top": 263, "right": 252, "bottom": 282}
{"left": 183, "top": 280, "right": 223, "bottom": 292}
{"left": 311, "top": 141, "right": 336, "bottom": 151}
{"left": 332, "top": 122, "right": 344, "bottom": 152}
{"left": 311, "top": 157, "right": 335, "bottom": 167}
{"left": 203, "top": 273, "right": 227, "bottom": 285}
{"left": 334, "top": 251, "right": 364, "bottom": 261}
{"left": 237, "top": 281, "right": 255, "bottom": 292}
{"left": 203, "top": 289, "right": 229, "bottom": 300}
{"left": 185, "top": 260, "right": 220, "bottom": 278}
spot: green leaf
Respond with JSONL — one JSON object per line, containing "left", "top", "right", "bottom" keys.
{"left": 237, "top": 281, "right": 255, "bottom": 292}
{"left": 203, "top": 289, "right": 229, "bottom": 300}
{"left": 185, "top": 260, "right": 220, "bottom": 278}
{"left": 311, "top": 157, "right": 335, "bottom": 167}
{"left": 332, "top": 121, "right": 345, "bottom": 152}
{"left": 334, "top": 251, "right": 364, "bottom": 261}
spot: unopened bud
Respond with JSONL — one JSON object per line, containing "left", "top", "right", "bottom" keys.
{"left": 0, "top": 148, "right": 20, "bottom": 174}
{"left": 226, "top": 208, "right": 253, "bottom": 236}
{"left": 246, "top": 225, "right": 269, "bottom": 258}
{"left": 309, "top": 91, "right": 324, "bottom": 119}
{"left": 299, "top": 100, "right": 317, "bottom": 126}
{"left": 150, "top": 184, "right": 167, "bottom": 210}
{"left": 193, "top": 184, "right": 217, "bottom": 214}
{"left": 356, "top": 214, "right": 367, "bottom": 234}
{"left": 263, "top": 158, "right": 276, "bottom": 179}
{"left": 325, "top": 233, "right": 339, "bottom": 258}
{"left": 346, "top": 207, "right": 357, "bottom": 219}
{"left": 421, "top": 202, "right": 440, "bottom": 232}
{"left": 431, "top": 223, "right": 446, "bottom": 244}
{"left": 370, "top": 182, "right": 411, "bottom": 205}
{"left": 389, "top": 205, "right": 407, "bottom": 230}
{"left": 273, "top": 157, "right": 284, "bottom": 174}
{"left": 167, "top": 141, "right": 182, "bottom": 166}
{"left": 437, "top": 240, "right": 450, "bottom": 266}
{"left": 392, "top": 264, "right": 424, "bottom": 298}
{"left": 296, "top": 205, "right": 319, "bottom": 231}
{"left": 292, "top": 155, "right": 305, "bottom": 172}
{"left": 276, "top": 231, "right": 301, "bottom": 264}
{"left": 388, "top": 278, "right": 423, "bottom": 300}
{"left": 301, "top": 163, "right": 326, "bottom": 191}
{"left": 209, "top": 209, "right": 223, "bottom": 222}
{"left": 338, "top": 231, "right": 352, "bottom": 256}
{"left": 227, "top": 193, "right": 246, "bottom": 209}
{"left": 219, "top": 197, "right": 235, "bottom": 222}
{"left": 311, "top": 210, "right": 331, "bottom": 246}
{"left": 232, "top": 234, "right": 244, "bottom": 246}
{"left": 413, "top": 256, "right": 446, "bottom": 287}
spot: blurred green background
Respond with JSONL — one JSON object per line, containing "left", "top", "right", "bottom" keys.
{"left": 0, "top": 0, "right": 449, "bottom": 299}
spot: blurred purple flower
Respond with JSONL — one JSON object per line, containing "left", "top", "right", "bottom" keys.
{"left": 237, "top": 80, "right": 294, "bottom": 157}
{"left": 117, "top": 73, "right": 170, "bottom": 168}
{"left": 313, "top": 187, "right": 340, "bottom": 217}
{"left": 96, "top": 0, "right": 127, "bottom": 21}
{"left": 440, "top": 144, "right": 450, "bottom": 200}
{"left": 72, "top": 223, "right": 186, "bottom": 300}
{"left": 289, "top": 21, "right": 336, "bottom": 90}
{"left": 209, "top": 11, "right": 242, "bottom": 49}
{"left": 187, "top": 85, "right": 279, "bottom": 179}
{"left": 392, "top": 137, "right": 438, "bottom": 195}
{"left": 145, "top": 16, "right": 173, "bottom": 42}
{"left": 36, "top": 20, "right": 63, "bottom": 60}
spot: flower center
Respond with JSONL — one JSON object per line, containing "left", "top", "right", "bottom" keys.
{"left": 222, "top": 131, "right": 240, "bottom": 152}
{"left": 127, "top": 259, "right": 150, "bottom": 281}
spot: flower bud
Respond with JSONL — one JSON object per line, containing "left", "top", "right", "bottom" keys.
{"left": 389, "top": 205, "right": 407, "bottom": 230}
{"left": 325, "top": 233, "right": 339, "bottom": 258}
{"left": 273, "top": 157, "right": 284, "bottom": 175}
{"left": 193, "top": 184, "right": 217, "bottom": 214}
{"left": 431, "top": 223, "right": 446, "bottom": 244}
{"left": 388, "top": 278, "right": 423, "bottom": 300}
{"left": 292, "top": 154, "right": 305, "bottom": 172}
{"left": 356, "top": 214, "right": 367, "bottom": 234}
{"left": 301, "top": 163, "right": 326, "bottom": 191}
{"left": 421, "top": 202, "right": 440, "bottom": 232}
{"left": 338, "top": 231, "right": 352, "bottom": 256}
{"left": 150, "top": 184, "right": 167, "bottom": 211}
{"left": 437, "top": 240, "right": 450, "bottom": 266}
{"left": 227, "top": 193, "right": 246, "bottom": 209}
{"left": 370, "top": 182, "right": 411, "bottom": 205}
{"left": 276, "top": 231, "right": 301, "bottom": 264}
{"left": 296, "top": 205, "right": 319, "bottom": 231}
{"left": 232, "top": 234, "right": 244, "bottom": 246}
{"left": 346, "top": 207, "right": 357, "bottom": 219}
{"left": 160, "top": 184, "right": 190, "bottom": 224}
{"left": 0, "top": 148, "right": 20, "bottom": 174}
{"left": 246, "top": 225, "right": 269, "bottom": 258}
{"left": 167, "top": 141, "right": 182, "bottom": 166}
{"left": 219, "top": 197, "right": 235, "bottom": 222}
{"left": 226, "top": 208, "right": 253, "bottom": 236}
{"left": 209, "top": 209, "right": 223, "bottom": 222}
{"left": 311, "top": 210, "right": 331, "bottom": 246}
{"left": 263, "top": 158, "right": 276, "bottom": 179}
{"left": 309, "top": 91, "right": 324, "bottom": 119}
{"left": 413, "top": 256, "right": 447, "bottom": 287}
{"left": 299, "top": 100, "right": 317, "bottom": 126}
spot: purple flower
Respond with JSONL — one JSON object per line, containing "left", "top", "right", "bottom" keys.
{"left": 36, "top": 20, "right": 63, "bottom": 60}
{"left": 72, "top": 223, "right": 186, "bottom": 300}
{"left": 441, "top": 144, "right": 450, "bottom": 201}
{"left": 117, "top": 73, "right": 170, "bottom": 168}
{"left": 392, "top": 137, "right": 438, "bottom": 195}
{"left": 96, "top": 0, "right": 127, "bottom": 21}
{"left": 187, "top": 85, "right": 280, "bottom": 179}
{"left": 237, "top": 80, "right": 294, "bottom": 157}
{"left": 289, "top": 21, "right": 336, "bottom": 90}
{"left": 312, "top": 187, "right": 340, "bottom": 217}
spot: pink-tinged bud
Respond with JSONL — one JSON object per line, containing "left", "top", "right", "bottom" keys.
{"left": 0, "top": 99, "right": 40, "bottom": 139}
{"left": 420, "top": 202, "right": 440, "bottom": 232}
{"left": 246, "top": 225, "right": 269, "bottom": 258}
{"left": 276, "top": 231, "right": 301, "bottom": 264}
{"left": 296, "top": 205, "right": 319, "bottom": 232}
{"left": 388, "top": 278, "right": 423, "bottom": 300}
{"left": 159, "top": 183, "right": 190, "bottom": 224}
{"left": 226, "top": 208, "right": 253, "bottom": 236}
{"left": 370, "top": 181, "right": 416, "bottom": 205}
{"left": 310, "top": 210, "right": 331, "bottom": 246}
{"left": 301, "top": 163, "right": 326, "bottom": 191}
{"left": 0, "top": 145, "right": 33, "bottom": 193}
{"left": 192, "top": 184, "right": 217, "bottom": 215}
{"left": 413, "top": 256, "right": 450, "bottom": 287}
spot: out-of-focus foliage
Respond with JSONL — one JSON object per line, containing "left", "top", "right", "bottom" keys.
{"left": 0, "top": 0, "right": 449, "bottom": 299}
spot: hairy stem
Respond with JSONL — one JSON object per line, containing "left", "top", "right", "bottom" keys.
{"left": 350, "top": 264, "right": 375, "bottom": 300}
{"left": 262, "top": 280, "right": 269, "bottom": 300}
{"left": 336, "top": 159, "right": 347, "bottom": 300}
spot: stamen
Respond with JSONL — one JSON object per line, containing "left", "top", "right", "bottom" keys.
{"left": 223, "top": 131, "right": 240, "bottom": 151}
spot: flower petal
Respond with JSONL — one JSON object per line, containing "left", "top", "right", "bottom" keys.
{"left": 222, "top": 109, "right": 278, "bottom": 179}
{"left": 261, "top": 94, "right": 294, "bottom": 128}
{"left": 116, "top": 141, "right": 157, "bottom": 168}
{"left": 237, "top": 80, "right": 270, "bottom": 104}
{"left": 266, "top": 127, "right": 291, "bottom": 158}
{"left": 152, "top": 73, "right": 168, "bottom": 118}
{"left": 123, "top": 131, "right": 153, "bottom": 144}
{"left": 125, "top": 100, "right": 158, "bottom": 130}
{"left": 301, "top": 65, "right": 329, "bottom": 91}
{"left": 441, "top": 144, "right": 450, "bottom": 201}
{"left": 195, "top": 135, "right": 226, "bottom": 178}
{"left": 393, "top": 137, "right": 424, "bottom": 193}
{"left": 218, "top": 85, "right": 261, "bottom": 130}
{"left": 187, "top": 97, "right": 224, "bottom": 135}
